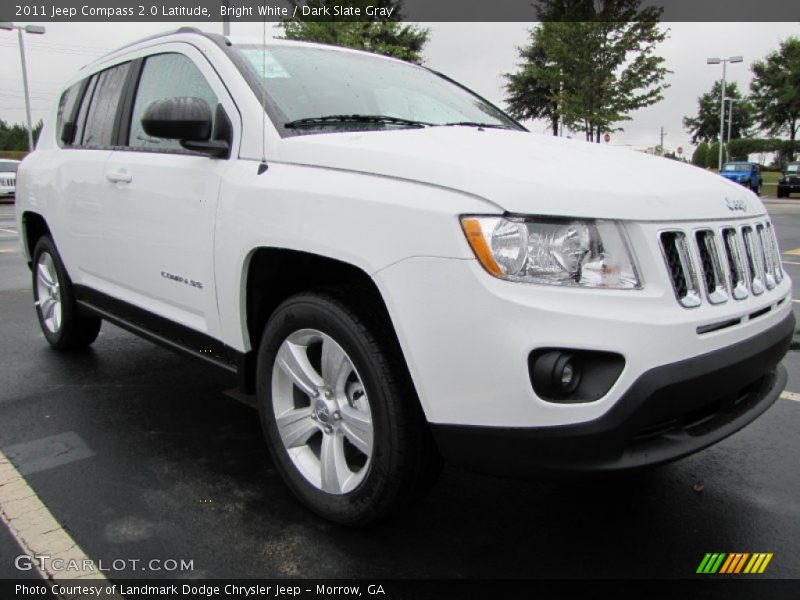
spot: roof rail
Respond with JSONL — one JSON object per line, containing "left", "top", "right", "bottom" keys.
{"left": 82, "top": 27, "right": 227, "bottom": 68}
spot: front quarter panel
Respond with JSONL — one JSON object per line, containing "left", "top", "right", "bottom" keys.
{"left": 215, "top": 159, "right": 496, "bottom": 351}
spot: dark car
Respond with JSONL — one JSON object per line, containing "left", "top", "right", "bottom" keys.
{"left": 719, "top": 161, "right": 762, "bottom": 194}
{"left": 777, "top": 162, "right": 800, "bottom": 198}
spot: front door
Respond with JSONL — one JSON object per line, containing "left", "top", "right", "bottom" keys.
{"left": 101, "top": 49, "right": 238, "bottom": 340}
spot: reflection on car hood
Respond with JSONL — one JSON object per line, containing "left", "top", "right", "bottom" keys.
{"left": 278, "top": 127, "right": 764, "bottom": 220}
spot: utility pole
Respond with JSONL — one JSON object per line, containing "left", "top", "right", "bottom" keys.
{"left": 659, "top": 126, "right": 666, "bottom": 155}
{"left": 0, "top": 22, "right": 46, "bottom": 151}
{"left": 707, "top": 55, "right": 743, "bottom": 170}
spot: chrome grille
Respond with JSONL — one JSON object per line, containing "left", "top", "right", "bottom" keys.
{"left": 660, "top": 221, "right": 783, "bottom": 308}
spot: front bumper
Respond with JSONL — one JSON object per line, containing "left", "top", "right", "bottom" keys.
{"left": 431, "top": 312, "right": 793, "bottom": 474}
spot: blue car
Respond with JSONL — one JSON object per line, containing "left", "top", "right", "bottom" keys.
{"left": 720, "top": 162, "right": 762, "bottom": 195}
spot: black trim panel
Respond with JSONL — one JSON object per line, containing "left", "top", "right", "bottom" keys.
{"left": 74, "top": 284, "right": 239, "bottom": 375}
{"left": 431, "top": 312, "right": 794, "bottom": 475}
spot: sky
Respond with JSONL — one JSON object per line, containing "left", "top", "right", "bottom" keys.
{"left": 1, "top": 21, "right": 797, "bottom": 156}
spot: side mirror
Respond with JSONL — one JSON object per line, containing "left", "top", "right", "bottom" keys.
{"left": 141, "top": 97, "right": 229, "bottom": 158}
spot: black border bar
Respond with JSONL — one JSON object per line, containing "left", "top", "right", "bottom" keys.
{"left": 3, "top": 0, "right": 800, "bottom": 23}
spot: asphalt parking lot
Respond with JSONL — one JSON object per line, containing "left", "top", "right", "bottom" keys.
{"left": 0, "top": 197, "right": 799, "bottom": 581}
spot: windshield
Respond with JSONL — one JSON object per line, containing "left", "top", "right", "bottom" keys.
{"left": 234, "top": 44, "right": 521, "bottom": 134}
{"left": 0, "top": 162, "right": 18, "bottom": 173}
{"left": 787, "top": 164, "right": 799, "bottom": 173}
{"left": 723, "top": 164, "right": 751, "bottom": 172}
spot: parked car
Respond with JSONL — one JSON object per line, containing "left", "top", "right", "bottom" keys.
{"left": 15, "top": 29, "right": 793, "bottom": 525}
{"left": 777, "top": 162, "right": 800, "bottom": 198}
{"left": 720, "top": 161, "right": 762, "bottom": 194}
{"left": 0, "top": 159, "right": 19, "bottom": 201}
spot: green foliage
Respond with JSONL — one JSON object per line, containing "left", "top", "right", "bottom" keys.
{"left": 0, "top": 119, "right": 42, "bottom": 151}
{"left": 692, "top": 141, "right": 709, "bottom": 167}
{"left": 0, "top": 151, "right": 27, "bottom": 160}
{"left": 750, "top": 37, "right": 800, "bottom": 160}
{"left": 682, "top": 80, "right": 754, "bottom": 144}
{"left": 707, "top": 141, "right": 722, "bottom": 168}
{"left": 504, "top": 0, "right": 670, "bottom": 141}
{"left": 727, "top": 137, "right": 800, "bottom": 167}
{"left": 280, "top": 1, "right": 428, "bottom": 62}
{"left": 504, "top": 27, "right": 560, "bottom": 135}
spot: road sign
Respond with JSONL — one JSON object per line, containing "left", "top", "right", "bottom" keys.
{"left": 604, "top": 132, "right": 611, "bottom": 143}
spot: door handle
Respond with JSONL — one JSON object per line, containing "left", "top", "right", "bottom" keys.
{"left": 105, "top": 170, "right": 132, "bottom": 184}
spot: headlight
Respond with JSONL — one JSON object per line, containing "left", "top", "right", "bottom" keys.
{"left": 461, "top": 216, "right": 641, "bottom": 289}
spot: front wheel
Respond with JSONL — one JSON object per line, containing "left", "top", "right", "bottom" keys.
{"left": 256, "top": 290, "right": 440, "bottom": 526}
{"left": 32, "top": 236, "right": 101, "bottom": 350}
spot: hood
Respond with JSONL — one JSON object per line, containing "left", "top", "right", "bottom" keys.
{"left": 277, "top": 127, "right": 764, "bottom": 221}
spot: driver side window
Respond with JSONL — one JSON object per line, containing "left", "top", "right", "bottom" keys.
{"left": 129, "top": 53, "right": 218, "bottom": 151}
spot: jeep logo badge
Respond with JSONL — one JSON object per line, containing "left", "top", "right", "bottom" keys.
{"left": 726, "top": 197, "right": 747, "bottom": 212}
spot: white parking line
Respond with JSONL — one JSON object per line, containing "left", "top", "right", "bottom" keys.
{"left": 781, "top": 391, "right": 800, "bottom": 402}
{"left": 0, "top": 449, "right": 112, "bottom": 587}
{"left": 782, "top": 261, "right": 800, "bottom": 266}
{"left": 0, "top": 248, "right": 17, "bottom": 254}
{"left": 0, "top": 227, "right": 17, "bottom": 234}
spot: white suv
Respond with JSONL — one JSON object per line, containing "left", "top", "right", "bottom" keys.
{"left": 0, "top": 159, "right": 19, "bottom": 200}
{"left": 16, "top": 28, "right": 794, "bottom": 525}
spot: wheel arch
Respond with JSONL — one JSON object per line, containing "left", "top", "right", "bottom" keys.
{"left": 240, "top": 247, "right": 415, "bottom": 400}
{"left": 21, "top": 211, "right": 51, "bottom": 265}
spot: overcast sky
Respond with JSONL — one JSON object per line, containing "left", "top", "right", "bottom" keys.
{"left": 1, "top": 21, "right": 797, "bottom": 155}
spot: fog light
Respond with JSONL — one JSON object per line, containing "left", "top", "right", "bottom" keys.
{"left": 532, "top": 351, "right": 582, "bottom": 397}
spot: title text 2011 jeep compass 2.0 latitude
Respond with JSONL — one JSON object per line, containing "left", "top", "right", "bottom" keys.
{"left": 16, "top": 29, "right": 793, "bottom": 525}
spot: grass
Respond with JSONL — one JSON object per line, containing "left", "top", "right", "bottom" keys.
{"left": 762, "top": 171, "right": 780, "bottom": 188}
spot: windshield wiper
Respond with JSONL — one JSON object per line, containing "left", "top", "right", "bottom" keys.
{"left": 440, "top": 121, "right": 511, "bottom": 130}
{"left": 284, "top": 115, "right": 432, "bottom": 129}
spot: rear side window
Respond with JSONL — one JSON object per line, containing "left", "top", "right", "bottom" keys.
{"left": 80, "top": 62, "right": 130, "bottom": 147}
{"left": 72, "top": 76, "right": 97, "bottom": 146}
{"left": 128, "top": 53, "right": 218, "bottom": 151}
{"left": 56, "top": 83, "right": 82, "bottom": 146}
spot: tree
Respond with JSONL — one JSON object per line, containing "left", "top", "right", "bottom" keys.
{"left": 707, "top": 141, "right": 721, "bottom": 168}
{"left": 504, "top": 0, "right": 670, "bottom": 142}
{"left": 0, "top": 119, "right": 42, "bottom": 151}
{"left": 683, "top": 80, "right": 754, "bottom": 144}
{"left": 750, "top": 37, "right": 800, "bottom": 161}
{"left": 692, "top": 141, "right": 709, "bottom": 167}
{"left": 280, "top": 1, "right": 428, "bottom": 63}
{"left": 504, "top": 27, "right": 560, "bottom": 135}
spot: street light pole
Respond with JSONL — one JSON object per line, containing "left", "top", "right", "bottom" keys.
{"left": 17, "top": 27, "right": 34, "bottom": 151}
{"left": 707, "top": 55, "right": 743, "bottom": 170}
{"left": 0, "top": 22, "right": 47, "bottom": 152}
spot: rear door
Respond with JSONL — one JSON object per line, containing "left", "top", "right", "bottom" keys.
{"left": 55, "top": 63, "right": 130, "bottom": 285}
{"left": 102, "top": 47, "right": 239, "bottom": 339}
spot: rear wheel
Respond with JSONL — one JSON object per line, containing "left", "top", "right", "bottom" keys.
{"left": 32, "top": 236, "right": 101, "bottom": 350}
{"left": 256, "top": 290, "right": 440, "bottom": 526}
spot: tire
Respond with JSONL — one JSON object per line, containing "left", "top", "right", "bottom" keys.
{"left": 32, "top": 236, "right": 101, "bottom": 350}
{"left": 256, "top": 289, "right": 440, "bottom": 526}
{"left": 777, "top": 189, "right": 787, "bottom": 199}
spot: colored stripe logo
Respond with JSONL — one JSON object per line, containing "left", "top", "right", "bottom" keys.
{"left": 697, "top": 553, "right": 773, "bottom": 574}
